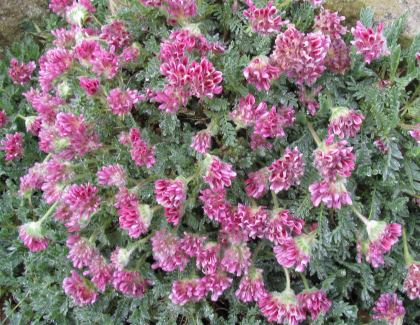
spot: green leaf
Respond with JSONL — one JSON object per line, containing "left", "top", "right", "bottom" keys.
{"left": 360, "top": 7, "right": 374, "bottom": 28}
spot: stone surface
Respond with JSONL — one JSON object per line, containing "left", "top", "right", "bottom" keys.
{"left": 0, "top": 0, "right": 50, "bottom": 59}
{"left": 324, "top": 0, "right": 420, "bottom": 48}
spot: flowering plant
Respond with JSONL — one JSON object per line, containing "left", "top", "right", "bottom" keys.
{"left": 1, "top": 0, "right": 420, "bottom": 324}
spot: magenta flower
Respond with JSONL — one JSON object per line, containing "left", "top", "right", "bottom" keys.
{"left": 155, "top": 178, "right": 186, "bottom": 209}
{"left": 63, "top": 270, "right": 98, "bottom": 306}
{"left": 243, "top": 56, "right": 280, "bottom": 91}
{"left": 374, "top": 139, "right": 389, "bottom": 153}
{"left": 266, "top": 212, "right": 291, "bottom": 245}
{"left": 8, "top": 59, "right": 36, "bottom": 85}
{"left": 18, "top": 175, "right": 34, "bottom": 197}
{"left": 66, "top": 0, "right": 96, "bottom": 27}
{"left": 235, "top": 268, "right": 268, "bottom": 302}
{"left": 191, "top": 131, "right": 211, "bottom": 154}
{"left": 110, "top": 247, "right": 130, "bottom": 271}
{"left": 195, "top": 271, "right": 233, "bottom": 301}
{"left": 63, "top": 182, "right": 101, "bottom": 220}
{"left": 309, "top": 178, "right": 353, "bottom": 209}
{"left": 39, "top": 48, "right": 73, "bottom": 92}
{"left": 372, "top": 293, "right": 405, "bottom": 325}
{"left": 408, "top": 123, "right": 420, "bottom": 146}
{"left": 97, "top": 164, "right": 127, "bottom": 187}
{"left": 160, "top": 56, "right": 191, "bottom": 88}
{"left": 254, "top": 105, "right": 285, "bottom": 140}
{"left": 114, "top": 187, "right": 138, "bottom": 209}
{"left": 83, "top": 255, "right": 113, "bottom": 292}
{"left": 23, "top": 88, "right": 63, "bottom": 125}
{"left": 99, "top": 20, "right": 132, "bottom": 50}
{"left": 360, "top": 221, "right": 401, "bottom": 268}
{"left": 297, "top": 289, "right": 332, "bottom": 321}
{"left": 151, "top": 230, "right": 189, "bottom": 272}
{"left": 236, "top": 204, "right": 269, "bottom": 239}
{"left": 41, "top": 181, "right": 67, "bottom": 204}
{"left": 90, "top": 46, "right": 120, "bottom": 79}
{"left": 243, "top": 1, "right": 288, "bottom": 37}
{"left": 66, "top": 234, "right": 97, "bottom": 269}
{"left": 198, "top": 187, "right": 233, "bottom": 222}
{"left": 55, "top": 112, "right": 85, "bottom": 138}
{"left": 314, "top": 9, "right": 347, "bottom": 40}
{"left": 230, "top": 94, "right": 267, "bottom": 128}
{"left": 245, "top": 168, "right": 270, "bottom": 199}
{"left": 268, "top": 147, "right": 305, "bottom": 194}
{"left": 112, "top": 270, "right": 151, "bottom": 297}
{"left": 107, "top": 88, "right": 145, "bottom": 117}
{"left": 351, "top": 21, "right": 390, "bottom": 64}
{"left": 0, "top": 133, "right": 24, "bottom": 161}
{"left": 403, "top": 263, "right": 420, "bottom": 300}
{"left": 169, "top": 278, "right": 206, "bottom": 305}
{"left": 74, "top": 40, "right": 100, "bottom": 67}
{"left": 139, "top": 0, "right": 162, "bottom": 7}
{"left": 271, "top": 24, "right": 304, "bottom": 72}
{"left": 274, "top": 236, "right": 311, "bottom": 273}
{"left": 19, "top": 222, "right": 49, "bottom": 252}
{"left": 50, "top": 0, "right": 72, "bottom": 15}
{"left": 278, "top": 107, "right": 296, "bottom": 127}
{"left": 328, "top": 108, "right": 365, "bottom": 139}
{"left": 53, "top": 203, "right": 73, "bottom": 223}
{"left": 129, "top": 138, "right": 156, "bottom": 169}
{"left": 325, "top": 38, "right": 352, "bottom": 75}
{"left": 162, "top": 0, "right": 197, "bottom": 22}
{"left": 180, "top": 232, "right": 207, "bottom": 257}
{"left": 189, "top": 56, "right": 223, "bottom": 98}
{"left": 118, "top": 202, "right": 152, "bottom": 238}
{"left": 203, "top": 156, "right": 237, "bottom": 189}
{"left": 313, "top": 134, "right": 356, "bottom": 180}
{"left": 259, "top": 290, "right": 306, "bottom": 325}
{"left": 155, "top": 84, "right": 190, "bottom": 114}
{"left": 120, "top": 45, "right": 140, "bottom": 62}
{"left": 0, "top": 110, "right": 8, "bottom": 128}
{"left": 79, "top": 77, "right": 100, "bottom": 97}
{"left": 45, "top": 155, "right": 74, "bottom": 183}
{"left": 51, "top": 28, "right": 76, "bottom": 48}
{"left": 196, "top": 242, "right": 221, "bottom": 274}
{"left": 159, "top": 39, "right": 187, "bottom": 63}
{"left": 221, "top": 241, "right": 252, "bottom": 276}
{"left": 70, "top": 127, "right": 102, "bottom": 158}
{"left": 250, "top": 134, "right": 273, "bottom": 150}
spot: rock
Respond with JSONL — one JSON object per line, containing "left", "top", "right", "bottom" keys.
{"left": 324, "top": 0, "right": 420, "bottom": 48}
{"left": 0, "top": 0, "right": 50, "bottom": 59}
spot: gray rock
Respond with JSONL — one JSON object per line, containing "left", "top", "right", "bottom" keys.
{"left": 0, "top": 0, "right": 50, "bottom": 59}
{"left": 324, "top": 0, "right": 420, "bottom": 48}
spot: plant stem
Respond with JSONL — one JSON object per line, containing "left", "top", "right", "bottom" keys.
{"left": 350, "top": 205, "right": 370, "bottom": 226}
{"left": 71, "top": 159, "right": 97, "bottom": 168}
{"left": 1, "top": 290, "right": 31, "bottom": 325}
{"left": 89, "top": 229, "right": 101, "bottom": 243}
{"left": 283, "top": 266, "right": 291, "bottom": 290}
{"left": 66, "top": 173, "right": 90, "bottom": 184}
{"left": 43, "top": 153, "right": 52, "bottom": 163}
{"left": 25, "top": 153, "right": 39, "bottom": 159}
{"left": 249, "top": 197, "right": 258, "bottom": 208}
{"left": 151, "top": 205, "right": 164, "bottom": 212}
{"left": 128, "top": 233, "right": 154, "bottom": 254}
{"left": 300, "top": 273, "right": 309, "bottom": 291}
{"left": 306, "top": 121, "right": 321, "bottom": 146}
{"left": 251, "top": 241, "right": 264, "bottom": 265}
{"left": 402, "top": 229, "right": 414, "bottom": 266}
{"left": 271, "top": 190, "right": 279, "bottom": 210}
{"left": 135, "top": 174, "right": 158, "bottom": 188}
{"left": 17, "top": 114, "right": 27, "bottom": 120}
{"left": 186, "top": 167, "right": 202, "bottom": 184}
{"left": 397, "top": 123, "right": 419, "bottom": 130}
{"left": 172, "top": 219, "right": 182, "bottom": 235}
{"left": 37, "top": 201, "right": 59, "bottom": 224}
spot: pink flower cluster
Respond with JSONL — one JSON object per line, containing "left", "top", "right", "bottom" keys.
{"left": 118, "top": 202, "right": 152, "bottom": 238}
{"left": 203, "top": 156, "right": 237, "bottom": 189}
{"left": 243, "top": 1, "right": 288, "bottom": 37}
{"left": 8, "top": 59, "right": 36, "bottom": 85}
{"left": 357, "top": 221, "right": 402, "bottom": 268}
{"left": 151, "top": 230, "right": 189, "bottom": 271}
{"left": 351, "top": 21, "right": 390, "bottom": 64}
{"left": 266, "top": 210, "right": 305, "bottom": 245}
{"left": 229, "top": 94, "right": 267, "bottom": 128}
{"left": 107, "top": 88, "right": 145, "bottom": 117}
{"left": 112, "top": 270, "right": 151, "bottom": 297}
{"left": 271, "top": 24, "right": 331, "bottom": 86}
{"left": 408, "top": 123, "right": 420, "bottom": 146}
{"left": 0, "top": 133, "right": 24, "bottom": 161}
{"left": 199, "top": 187, "right": 233, "bottom": 222}
{"left": 63, "top": 270, "right": 99, "bottom": 306}
{"left": 328, "top": 108, "right": 365, "bottom": 139}
{"left": 123, "top": 128, "right": 156, "bottom": 168}
{"left": 155, "top": 178, "right": 186, "bottom": 225}
{"left": 298, "top": 85, "right": 322, "bottom": 116}
{"left": 259, "top": 291, "right": 306, "bottom": 325}
{"left": 404, "top": 263, "right": 420, "bottom": 300}
{"left": 297, "top": 289, "right": 332, "bottom": 321}
{"left": 191, "top": 131, "right": 211, "bottom": 154}
{"left": 99, "top": 20, "right": 132, "bottom": 50}
{"left": 19, "top": 222, "right": 50, "bottom": 252}
{"left": 372, "top": 293, "right": 405, "bottom": 324}
{"left": 235, "top": 269, "right": 268, "bottom": 302}
{"left": 243, "top": 56, "right": 280, "bottom": 91}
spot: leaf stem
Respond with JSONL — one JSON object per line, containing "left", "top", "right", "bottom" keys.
{"left": 306, "top": 121, "right": 321, "bottom": 146}
{"left": 151, "top": 205, "right": 164, "bottom": 212}
{"left": 135, "top": 174, "right": 158, "bottom": 188}
{"left": 89, "top": 229, "right": 101, "bottom": 243}
{"left": 300, "top": 273, "right": 309, "bottom": 291}
{"left": 397, "top": 123, "right": 419, "bottom": 130}
{"left": 37, "top": 201, "right": 59, "bottom": 224}
{"left": 271, "top": 190, "right": 279, "bottom": 210}
{"left": 283, "top": 266, "right": 291, "bottom": 290}
{"left": 1, "top": 290, "right": 31, "bottom": 325}
{"left": 350, "top": 205, "right": 370, "bottom": 226}
{"left": 402, "top": 228, "right": 414, "bottom": 266}
{"left": 186, "top": 166, "right": 202, "bottom": 184}
{"left": 251, "top": 241, "right": 264, "bottom": 265}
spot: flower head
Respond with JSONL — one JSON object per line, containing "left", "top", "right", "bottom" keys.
{"left": 118, "top": 202, "right": 153, "bottom": 238}
{"left": 195, "top": 271, "right": 233, "bottom": 301}
{"left": 325, "top": 38, "right": 352, "bottom": 75}
{"left": 236, "top": 204, "right": 269, "bottom": 239}
{"left": 243, "top": 56, "right": 280, "bottom": 91}
{"left": 259, "top": 289, "right": 306, "bottom": 325}
{"left": 99, "top": 20, "right": 132, "bottom": 49}
{"left": 110, "top": 247, "right": 131, "bottom": 271}
{"left": 83, "top": 255, "right": 113, "bottom": 292}
{"left": 191, "top": 131, "right": 211, "bottom": 154}
{"left": 151, "top": 230, "right": 189, "bottom": 272}
{"left": 90, "top": 46, "right": 120, "bottom": 79}
{"left": 63, "top": 182, "right": 101, "bottom": 220}
{"left": 80, "top": 77, "right": 100, "bottom": 96}
{"left": 243, "top": 1, "right": 288, "bottom": 37}
{"left": 63, "top": 270, "right": 98, "bottom": 306}
{"left": 189, "top": 56, "right": 223, "bottom": 98}
{"left": 372, "top": 293, "right": 405, "bottom": 325}
{"left": 162, "top": 0, "right": 197, "bottom": 22}
{"left": 314, "top": 10, "right": 347, "bottom": 40}
{"left": 351, "top": 21, "right": 390, "bottom": 64}
{"left": 230, "top": 94, "right": 267, "bottom": 128}
{"left": 169, "top": 278, "right": 206, "bottom": 305}
{"left": 374, "top": 139, "right": 389, "bottom": 153}
{"left": 0, "top": 133, "right": 24, "bottom": 161}
{"left": 66, "top": 0, "right": 96, "bottom": 27}
{"left": 268, "top": 147, "right": 305, "bottom": 194}
{"left": 254, "top": 106, "right": 285, "bottom": 139}
{"left": 198, "top": 187, "right": 233, "bottom": 222}
{"left": 235, "top": 268, "right": 268, "bottom": 302}
{"left": 403, "top": 263, "right": 420, "bottom": 300}
{"left": 328, "top": 108, "right": 365, "bottom": 139}
{"left": 203, "top": 156, "right": 237, "bottom": 189}
{"left": 221, "top": 241, "right": 252, "bottom": 277}
{"left": 408, "top": 123, "right": 420, "bottom": 146}
{"left": 19, "top": 222, "right": 49, "bottom": 252}
{"left": 274, "top": 235, "right": 312, "bottom": 273}
{"left": 112, "top": 270, "right": 151, "bottom": 297}
{"left": 97, "top": 164, "right": 127, "bottom": 187}
{"left": 50, "top": 0, "right": 72, "bottom": 15}
{"left": 196, "top": 242, "right": 221, "bottom": 274}
{"left": 9, "top": 59, "right": 36, "bottom": 85}
{"left": 180, "top": 232, "right": 207, "bottom": 257}
{"left": 66, "top": 234, "right": 97, "bottom": 269}
{"left": 297, "top": 289, "right": 332, "bottom": 321}
{"left": 0, "top": 110, "right": 8, "bottom": 128}
{"left": 245, "top": 168, "right": 270, "bottom": 199}
{"left": 155, "top": 178, "right": 186, "bottom": 209}
{"left": 309, "top": 178, "right": 353, "bottom": 209}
